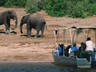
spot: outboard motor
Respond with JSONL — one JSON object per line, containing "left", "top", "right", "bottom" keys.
{"left": 91, "top": 48, "right": 96, "bottom": 68}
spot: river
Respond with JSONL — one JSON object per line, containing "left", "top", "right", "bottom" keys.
{"left": 0, "top": 62, "right": 96, "bottom": 72}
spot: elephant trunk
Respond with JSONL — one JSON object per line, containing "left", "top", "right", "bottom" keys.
{"left": 11, "top": 16, "right": 18, "bottom": 30}
{"left": 20, "top": 22, "right": 23, "bottom": 34}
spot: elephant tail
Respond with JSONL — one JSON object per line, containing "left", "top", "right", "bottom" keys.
{"left": 44, "top": 21, "right": 47, "bottom": 30}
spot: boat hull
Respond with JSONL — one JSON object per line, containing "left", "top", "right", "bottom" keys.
{"left": 52, "top": 53, "right": 91, "bottom": 68}
{"left": 52, "top": 54, "right": 77, "bottom": 67}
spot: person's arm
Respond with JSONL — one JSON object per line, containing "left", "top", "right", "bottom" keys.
{"left": 69, "top": 48, "right": 71, "bottom": 54}
{"left": 92, "top": 41, "right": 94, "bottom": 50}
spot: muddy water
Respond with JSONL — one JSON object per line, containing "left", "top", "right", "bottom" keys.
{"left": 0, "top": 62, "right": 96, "bottom": 72}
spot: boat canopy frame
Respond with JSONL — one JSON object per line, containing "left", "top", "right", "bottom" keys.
{"left": 54, "top": 26, "right": 96, "bottom": 48}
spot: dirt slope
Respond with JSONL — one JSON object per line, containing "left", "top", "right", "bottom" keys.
{"left": 0, "top": 7, "right": 96, "bottom": 62}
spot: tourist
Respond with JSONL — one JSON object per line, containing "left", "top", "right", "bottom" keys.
{"left": 86, "top": 37, "right": 94, "bottom": 51}
{"left": 79, "top": 42, "right": 86, "bottom": 53}
{"left": 69, "top": 42, "right": 78, "bottom": 54}
{"left": 65, "top": 45, "right": 71, "bottom": 56}
{"left": 80, "top": 37, "right": 94, "bottom": 61}
{"left": 78, "top": 42, "right": 86, "bottom": 58}
{"left": 52, "top": 43, "right": 64, "bottom": 56}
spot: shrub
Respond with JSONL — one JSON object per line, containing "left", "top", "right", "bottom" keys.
{"left": 0, "top": 0, "right": 96, "bottom": 18}
{"left": 25, "top": 0, "right": 44, "bottom": 14}
{"left": 91, "top": 4, "right": 96, "bottom": 15}
{"left": 0, "top": 0, "right": 7, "bottom": 6}
{"left": 43, "top": 0, "right": 96, "bottom": 18}
{"left": 66, "top": 1, "right": 90, "bottom": 18}
{"left": 3, "top": 0, "right": 27, "bottom": 7}
{"left": 43, "top": 0, "right": 66, "bottom": 17}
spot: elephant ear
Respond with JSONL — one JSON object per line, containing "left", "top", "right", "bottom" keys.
{"left": 7, "top": 10, "right": 13, "bottom": 17}
{"left": 8, "top": 10, "right": 15, "bottom": 15}
{"left": 8, "top": 10, "right": 17, "bottom": 19}
{"left": 8, "top": 10, "right": 13, "bottom": 14}
{"left": 8, "top": 10, "right": 16, "bottom": 15}
{"left": 7, "top": 10, "right": 18, "bottom": 30}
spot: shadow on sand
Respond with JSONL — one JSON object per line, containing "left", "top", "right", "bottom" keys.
{"left": 20, "top": 34, "right": 45, "bottom": 38}
{"left": 0, "top": 31, "right": 17, "bottom": 34}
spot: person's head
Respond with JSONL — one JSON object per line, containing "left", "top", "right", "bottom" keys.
{"left": 66, "top": 45, "right": 71, "bottom": 49}
{"left": 87, "top": 37, "right": 91, "bottom": 41}
{"left": 81, "top": 42, "right": 85, "bottom": 45}
{"left": 72, "top": 42, "right": 76, "bottom": 47}
{"left": 81, "top": 42, "right": 86, "bottom": 48}
{"left": 59, "top": 44, "right": 64, "bottom": 48}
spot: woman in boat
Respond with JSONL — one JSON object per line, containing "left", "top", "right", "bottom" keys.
{"left": 86, "top": 37, "right": 94, "bottom": 52}
{"left": 80, "top": 37, "right": 94, "bottom": 61}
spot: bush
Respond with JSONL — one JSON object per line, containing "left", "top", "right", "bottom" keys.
{"left": 3, "top": 0, "right": 27, "bottom": 7}
{"left": 91, "top": 4, "right": 96, "bottom": 15}
{"left": 43, "top": 0, "right": 96, "bottom": 18}
{"left": 43, "top": 0, "right": 66, "bottom": 17}
{"left": 25, "top": 0, "right": 44, "bottom": 14}
{"left": 0, "top": 0, "right": 96, "bottom": 18}
{"left": 0, "top": 0, "right": 7, "bottom": 6}
{"left": 66, "top": 0, "right": 90, "bottom": 18}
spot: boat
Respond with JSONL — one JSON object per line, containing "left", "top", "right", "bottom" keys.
{"left": 52, "top": 26, "right": 96, "bottom": 68}
{"left": 52, "top": 52, "right": 91, "bottom": 68}
{"left": 52, "top": 54, "right": 77, "bottom": 67}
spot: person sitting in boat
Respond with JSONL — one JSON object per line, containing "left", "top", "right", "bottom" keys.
{"left": 79, "top": 42, "right": 86, "bottom": 52}
{"left": 57, "top": 44, "right": 64, "bottom": 56}
{"left": 79, "top": 42, "right": 86, "bottom": 53}
{"left": 85, "top": 37, "right": 94, "bottom": 52}
{"left": 52, "top": 43, "right": 64, "bottom": 56}
{"left": 78, "top": 42, "right": 86, "bottom": 58}
{"left": 69, "top": 43, "right": 78, "bottom": 56}
{"left": 80, "top": 37, "right": 94, "bottom": 61}
{"left": 65, "top": 45, "right": 71, "bottom": 57}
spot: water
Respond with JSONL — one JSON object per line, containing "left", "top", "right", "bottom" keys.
{"left": 0, "top": 62, "right": 96, "bottom": 72}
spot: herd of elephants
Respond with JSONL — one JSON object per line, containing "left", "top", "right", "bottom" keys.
{"left": 0, "top": 10, "right": 46, "bottom": 38}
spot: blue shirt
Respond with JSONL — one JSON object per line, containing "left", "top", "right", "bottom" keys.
{"left": 71, "top": 46, "right": 78, "bottom": 51}
{"left": 58, "top": 47, "right": 62, "bottom": 54}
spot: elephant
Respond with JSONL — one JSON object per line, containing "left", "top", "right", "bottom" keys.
{"left": 20, "top": 13, "right": 46, "bottom": 38}
{"left": 0, "top": 10, "right": 18, "bottom": 34}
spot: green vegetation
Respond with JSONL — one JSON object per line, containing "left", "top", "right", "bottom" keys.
{"left": 25, "top": 0, "right": 44, "bottom": 13}
{"left": 0, "top": 0, "right": 96, "bottom": 18}
{"left": 43, "top": 0, "right": 96, "bottom": 18}
{"left": 0, "top": 0, "right": 27, "bottom": 7}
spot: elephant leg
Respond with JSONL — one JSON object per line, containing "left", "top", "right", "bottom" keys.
{"left": 35, "top": 30, "right": 40, "bottom": 38}
{"left": 5, "top": 30, "right": 10, "bottom": 34}
{"left": 41, "top": 27, "right": 45, "bottom": 38}
{"left": 27, "top": 28, "right": 31, "bottom": 37}
{"left": 5, "top": 22, "right": 10, "bottom": 34}
{"left": 27, "top": 26, "right": 31, "bottom": 37}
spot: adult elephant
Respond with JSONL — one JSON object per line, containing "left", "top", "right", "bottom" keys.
{"left": 20, "top": 13, "right": 46, "bottom": 38}
{"left": 0, "top": 10, "right": 18, "bottom": 34}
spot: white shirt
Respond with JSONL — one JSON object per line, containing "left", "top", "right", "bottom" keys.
{"left": 86, "top": 40, "right": 93, "bottom": 51}
{"left": 69, "top": 48, "right": 71, "bottom": 54}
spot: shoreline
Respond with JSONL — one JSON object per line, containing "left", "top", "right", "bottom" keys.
{"left": 0, "top": 60, "right": 54, "bottom": 63}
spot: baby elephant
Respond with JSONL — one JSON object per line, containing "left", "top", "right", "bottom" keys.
{"left": 20, "top": 13, "right": 46, "bottom": 38}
